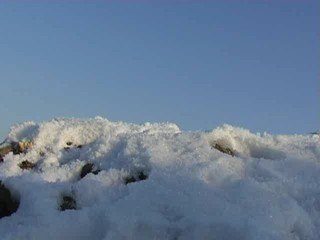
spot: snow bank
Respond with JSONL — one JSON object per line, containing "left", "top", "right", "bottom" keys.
{"left": 0, "top": 118, "right": 319, "bottom": 240}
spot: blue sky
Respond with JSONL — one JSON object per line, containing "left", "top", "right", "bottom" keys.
{"left": 0, "top": 1, "right": 318, "bottom": 139}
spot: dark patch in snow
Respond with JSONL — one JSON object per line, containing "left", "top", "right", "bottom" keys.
{"left": 80, "top": 163, "right": 100, "bottom": 179}
{"left": 60, "top": 195, "right": 77, "bottom": 211}
{"left": 124, "top": 170, "right": 149, "bottom": 185}
{"left": 64, "top": 142, "right": 83, "bottom": 152}
{"left": 0, "top": 182, "right": 19, "bottom": 218}
{"left": 18, "top": 160, "right": 36, "bottom": 170}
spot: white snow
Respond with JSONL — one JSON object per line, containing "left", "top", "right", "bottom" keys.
{"left": 0, "top": 117, "right": 319, "bottom": 240}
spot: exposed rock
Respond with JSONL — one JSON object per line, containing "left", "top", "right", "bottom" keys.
{"left": 80, "top": 163, "right": 100, "bottom": 179}
{"left": 59, "top": 195, "right": 77, "bottom": 211}
{"left": 66, "top": 141, "right": 73, "bottom": 146}
{"left": 212, "top": 143, "right": 235, "bottom": 157}
{"left": 12, "top": 141, "right": 33, "bottom": 155}
{"left": 18, "top": 160, "right": 36, "bottom": 170}
{"left": 0, "top": 141, "right": 33, "bottom": 161}
{"left": 124, "top": 170, "right": 148, "bottom": 185}
{"left": 0, "top": 182, "right": 19, "bottom": 218}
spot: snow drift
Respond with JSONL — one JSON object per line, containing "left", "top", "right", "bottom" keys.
{"left": 0, "top": 117, "right": 319, "bottom": 240}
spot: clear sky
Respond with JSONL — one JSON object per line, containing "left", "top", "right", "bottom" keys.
{"left": 0, "top": 1, "right": 319, "bottom": 139}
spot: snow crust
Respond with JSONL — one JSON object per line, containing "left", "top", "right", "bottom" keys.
{"left": 0, "top": 117, "right": 320, "bottom": 240}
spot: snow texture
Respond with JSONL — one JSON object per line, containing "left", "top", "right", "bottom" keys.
{"left": 0, "top": 117, "right": 320, "bottom": 240}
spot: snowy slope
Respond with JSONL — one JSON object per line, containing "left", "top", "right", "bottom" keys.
{"left": 0, "top": 117, "right": 319, "bottom": 240}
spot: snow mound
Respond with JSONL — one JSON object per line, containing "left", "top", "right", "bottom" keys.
{"left": 0, "top": 118, "right": 320, "bottom": 240}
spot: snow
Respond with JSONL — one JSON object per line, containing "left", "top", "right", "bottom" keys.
{"left": 0, "top": 117, "right": 320, "bottom": 240}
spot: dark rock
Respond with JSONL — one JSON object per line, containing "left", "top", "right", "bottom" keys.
{"left": 80, "top": 163, "right": 100, "bottom": 179}
{"left": 0, "top": 182, "right": 19, "bottom": 218}
{"left": 212, "top": 143, "right": 235, "bottom": 157}
{"left": 124, "top": 170, "right": 148, "bottom": 185}
{"left": 59, "top": 195, "right": 76, "bottom": 211}
{"left": 66, "top": 141, "right": 73, "bottom": 146}
{"left": 76, "top": 145, "right": 83, "bottom": 149}
{"left": 63, "top": 147, "right": 70, "bottom": 151}
{"left": 18, "top": 160, "right": 36, "bottom": 170}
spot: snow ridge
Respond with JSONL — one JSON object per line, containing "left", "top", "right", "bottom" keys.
{"left": 0, "top": 117, "right": 319, "bottom": 240}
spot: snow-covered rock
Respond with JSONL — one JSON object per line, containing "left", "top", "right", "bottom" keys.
{"left": 0, "top": 117, "right": 319, "bottom": 240}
